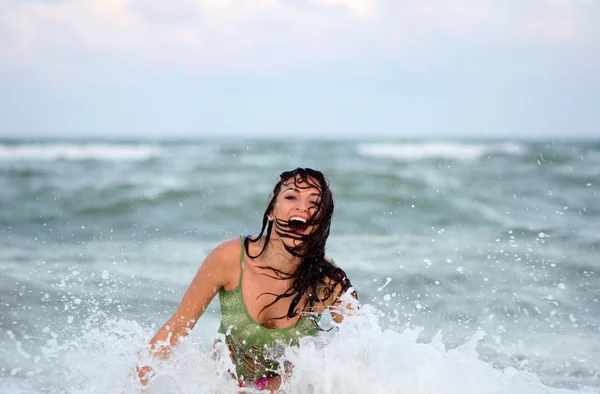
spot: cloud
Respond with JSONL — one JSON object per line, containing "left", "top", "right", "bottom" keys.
{"left": 0, "top": 0, "right": 598, "bottom": 76}
{"left": 308, "top": 0, "right": 375, "bottom": 18}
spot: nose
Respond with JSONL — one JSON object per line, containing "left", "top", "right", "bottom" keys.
{"left": 296, "top": 201, "right": 308, "bottom": 212}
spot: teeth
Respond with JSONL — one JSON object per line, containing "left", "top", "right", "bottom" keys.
{"left": 289, "top": 216, "right": 306, "bottom": 223}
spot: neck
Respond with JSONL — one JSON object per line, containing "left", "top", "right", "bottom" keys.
{"left": 256, "top": 236, "right": 302, "bottom": 275}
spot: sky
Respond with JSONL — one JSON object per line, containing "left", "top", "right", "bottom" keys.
{"left": 0, "top": 0, "right": 599, "bottom": 140}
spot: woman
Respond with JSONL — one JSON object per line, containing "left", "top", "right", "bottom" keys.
{"left": 137, "top": 168, "right": 357, "bottom": 392}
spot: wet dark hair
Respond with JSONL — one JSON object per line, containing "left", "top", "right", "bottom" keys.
{"left": 245, "top": 168, "right": 355, "bottom": 325}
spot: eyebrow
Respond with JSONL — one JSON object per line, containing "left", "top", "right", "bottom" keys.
{"left": 283, "top": 187, "right": 321, "bottom": 197}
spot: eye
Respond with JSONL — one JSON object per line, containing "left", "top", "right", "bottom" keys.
{"left": 285, "top": 195, "right": 296, "bottom": 200}
{"left": 310, "top": 201, "right": 319, "bottom": 206}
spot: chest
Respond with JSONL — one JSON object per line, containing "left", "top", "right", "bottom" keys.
{"left": 240, "top": 268, "right": 309, "bottom": 329}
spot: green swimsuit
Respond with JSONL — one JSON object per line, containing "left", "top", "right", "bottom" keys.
{"left": 217, "top": 237, "right": 321, "bottom": 383}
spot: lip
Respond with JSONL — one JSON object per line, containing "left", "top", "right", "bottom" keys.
{"left": 288, "top": 214, "right": 308, "bottom": 221}
{"left": 288, "top": 214, "right": 308, "bottom": 234}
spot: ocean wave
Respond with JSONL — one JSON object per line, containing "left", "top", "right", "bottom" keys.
{"left": 0, "top": 143, "right": 166, "bottom": 161}
{"left": 12, "top": 296, "right": 595, "bottom": 394}
{"left": 0, "top": 167, "right": 49, "bottom": 178}
{"left": 356, "top": 142, "right": 526, "bottom": 161}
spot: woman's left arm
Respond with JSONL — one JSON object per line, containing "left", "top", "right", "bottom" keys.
{"left": 330, "top": 282, "right": 359, "bottom": 324}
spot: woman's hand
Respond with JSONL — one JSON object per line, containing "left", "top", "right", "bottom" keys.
{"left": 136, "top": 364, "right": 154, "bottom": 386}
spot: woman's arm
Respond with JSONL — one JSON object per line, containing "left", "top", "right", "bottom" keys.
{"left": 330, "top": 284, "right": 359, "bottom": 324}
{"left": 324, "top": 258, "right": 358, "bottom": 324}
{"left": 137, "top": 238, "right": 239, "bottom": 384}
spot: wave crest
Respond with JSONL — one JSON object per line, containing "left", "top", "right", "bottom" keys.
{"left": 0, "top": 143, "right": 165, "bottom": 161}
{"left": 356, "top": 142, "right": 526, "bottom": 161}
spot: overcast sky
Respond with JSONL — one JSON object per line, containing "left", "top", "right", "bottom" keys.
{"left": 0, "top": 0, "right": 599, "bottom": 140}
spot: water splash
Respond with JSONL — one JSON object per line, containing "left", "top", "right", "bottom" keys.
{"left": 5, "top": 291, "right": 594, "bottom": 394}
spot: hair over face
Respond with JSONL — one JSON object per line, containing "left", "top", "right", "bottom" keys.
{"left": 245, "top": 168, "right": 355, "bottom": 326}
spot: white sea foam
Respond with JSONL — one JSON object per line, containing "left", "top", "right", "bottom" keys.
{"left": 0, "top": 143, "right": 166, "bottom": 161}
{"left": 11, "top": 292, "right": 594, "bottom": 394}
{"left": 356, "top": 142, "right": 526, "bottom": 161}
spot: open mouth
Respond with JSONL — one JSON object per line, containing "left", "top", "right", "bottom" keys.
{"left": 287, "top": 216, "right": 308, "bottom": 234}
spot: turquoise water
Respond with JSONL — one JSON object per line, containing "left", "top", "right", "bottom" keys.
{"left": 0, "top": 139, "right": 598, "bottom": 393}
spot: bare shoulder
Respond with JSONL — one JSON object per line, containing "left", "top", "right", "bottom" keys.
{"left": 212, "top": 237, "right": 243, "bottom": 255}
{"left": 198, "top": 237, "right": 243, "bottom": 288}
{"left": 324, "top": 255, "right": 338, "bottom": 267}
{"left": 205, "top": 237, "right": 242, "bottom": 267}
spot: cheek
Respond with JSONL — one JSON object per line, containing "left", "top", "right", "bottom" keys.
{"left": 272, "top": 201, "right": 287, "bottom": 215}
{"left": 277, "top": 197, "right": 293, "bottom": 209}
{"left": 309, "top": 209, "right": 322, "bottom": 223}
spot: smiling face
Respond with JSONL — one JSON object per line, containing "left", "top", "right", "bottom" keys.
{"left": 271, "top": 176, "right": 322, "bottom": 239}
{"left": 257, "top": 168, "right": 334, "bottom": 257}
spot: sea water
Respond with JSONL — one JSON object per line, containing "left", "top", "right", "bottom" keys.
{"left": 1, "top": 139, "right": 598, "bottom": 393}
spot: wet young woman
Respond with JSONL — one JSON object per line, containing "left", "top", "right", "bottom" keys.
{"left": 137, "top": 168, "right": 357, "bottom": 392}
